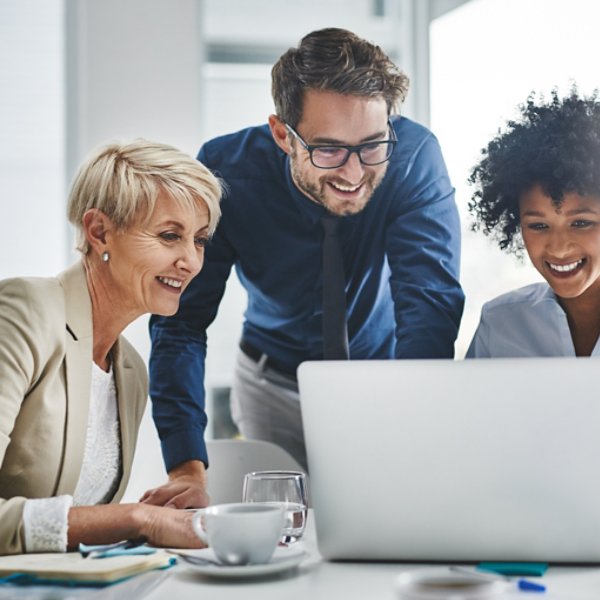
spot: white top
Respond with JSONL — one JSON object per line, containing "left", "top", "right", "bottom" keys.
{"left": 23, "top": 363, "right": 121, "bottom": 552}
{"left": 466, "top": 282, "right": 600, "bottom": 358}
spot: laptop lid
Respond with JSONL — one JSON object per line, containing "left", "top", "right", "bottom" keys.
{"left": 298, "top": 358, "right": 600, "bottom": 563}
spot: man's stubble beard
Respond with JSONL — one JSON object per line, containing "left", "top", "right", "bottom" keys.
{"left": 289, "top": 150, "right": 387, "bottom": 217}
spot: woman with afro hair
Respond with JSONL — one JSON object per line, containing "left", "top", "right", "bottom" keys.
{"left": 467, "top": 89, "right": 600, "bottom": 358}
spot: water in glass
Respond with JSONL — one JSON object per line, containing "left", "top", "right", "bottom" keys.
{"left": 242, "top": 471, "right": 308, "bottom": 542}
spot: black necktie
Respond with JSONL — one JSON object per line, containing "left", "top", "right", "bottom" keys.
{"left": 321, "top": 216, "right": 349, "bottom": 360}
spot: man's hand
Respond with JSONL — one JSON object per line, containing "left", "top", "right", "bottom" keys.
{"left": 139, "top": 460, "right": 210, "bottom": 508}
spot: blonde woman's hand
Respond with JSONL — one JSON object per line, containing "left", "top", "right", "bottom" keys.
{"left": 138, "top": 505, "right": 205, "bottom": 549}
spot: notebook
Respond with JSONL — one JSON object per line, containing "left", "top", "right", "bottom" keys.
{"left": 298, "top": 357, "right": 600, "bottom": 563}
{"left": 0, "top": 551, "right": 174, "bottom": 586}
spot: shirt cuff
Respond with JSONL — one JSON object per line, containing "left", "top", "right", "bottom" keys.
{"left": 161, "top": 428, "right": 208, "bottom": 471}
{"left": 23, "top": 495, "right": 73, "bottom": 553}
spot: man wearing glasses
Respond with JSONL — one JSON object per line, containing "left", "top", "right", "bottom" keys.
{"left": 146, "top": 28, "right": 464, "bottom": 507}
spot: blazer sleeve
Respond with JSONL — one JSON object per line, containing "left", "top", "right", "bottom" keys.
{"left": 0, "top": 277, "right": 63, "bottom": 554}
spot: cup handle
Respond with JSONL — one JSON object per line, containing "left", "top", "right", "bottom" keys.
{"left": 191, "top": 509, "right": 209, "bottom": 544}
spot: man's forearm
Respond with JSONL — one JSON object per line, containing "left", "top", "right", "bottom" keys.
{"left": 168, "top": 459, "right": 207, "bottom": 484}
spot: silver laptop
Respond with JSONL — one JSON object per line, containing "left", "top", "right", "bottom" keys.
{"left": 298, "top": 358, "right": 600, "bottom": 563}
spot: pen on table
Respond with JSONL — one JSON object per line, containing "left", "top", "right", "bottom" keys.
{"left": 450, "top": 566, "right": 547, "bottom": 593}
{"left": 79, "top": 537, "right": 149, "bottom": 559}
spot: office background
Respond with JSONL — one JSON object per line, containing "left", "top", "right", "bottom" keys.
{"left": 2, "top": 0, "right": 598, "bottom": 496}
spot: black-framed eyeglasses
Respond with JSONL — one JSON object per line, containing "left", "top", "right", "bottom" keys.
{"left": 285, "top": 120, "right": 397, "bottom": 169}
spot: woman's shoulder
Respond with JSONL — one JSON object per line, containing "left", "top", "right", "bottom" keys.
{"left": 0, "top": 273, "right": 61, "bottom": 292}
{"left": 0, "top": 274, "right": 64, "bottom": 322}
{"left": 481, "top": 281, "right": 552, "bottom": 314}
{"left": 0, "top": 275, "right": 67, "bottom": 380}
{"left": 467, "top": 281, "right": 557, "bottom": 358}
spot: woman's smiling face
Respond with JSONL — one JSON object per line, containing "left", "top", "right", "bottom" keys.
{"left": 105, "top": 191, "right": 210, "bottom": 317}
{"left": 520, "top": 184, "right": 600, "bottom": 300}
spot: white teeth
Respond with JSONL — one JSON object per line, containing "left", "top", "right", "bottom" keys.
{"left": 330, "top": 182, "right": 360, "bottom": 192}
{"left": 157, "top": 276, "right": 182, "bottom": 288}
{"left": 549, "top": 259, "right": 583, "bottom": 273}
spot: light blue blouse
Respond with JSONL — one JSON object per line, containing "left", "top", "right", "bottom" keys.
{"left": 466, "top": 282, "right": 600, "bottom": 358}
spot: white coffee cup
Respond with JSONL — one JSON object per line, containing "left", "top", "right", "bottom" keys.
{"left": 191, "top": 502, "right": 285, "bottom": 565}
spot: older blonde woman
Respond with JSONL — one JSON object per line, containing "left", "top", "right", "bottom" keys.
{"left": 0, "top": 139, "right": 221, "bottom": 555}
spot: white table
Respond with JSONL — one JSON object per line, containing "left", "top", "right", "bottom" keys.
{"left": 140, "top": 511, "right": 600, "bottom": 600}
{"left": 3, "top": 513, "right": 600, "bottom": 599}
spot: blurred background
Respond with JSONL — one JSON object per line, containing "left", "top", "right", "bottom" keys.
{"left": 2, "top": 0, "right": 598, "bottom": 496}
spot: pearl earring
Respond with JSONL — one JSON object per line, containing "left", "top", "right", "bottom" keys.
{"left": 101, "top": 251, "right": 110, "bottom": 263}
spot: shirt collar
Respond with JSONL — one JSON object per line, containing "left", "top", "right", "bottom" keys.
{"left": 58, "top": 261, "right": 93, "bottom": 341}
{"left": 531, "top": 282, "right": 566, "bottom": 314}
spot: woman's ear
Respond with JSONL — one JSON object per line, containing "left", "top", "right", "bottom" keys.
{"left": 268, "top": 114, "right": 292, "bottom": 155}
{"left": 82, "top": 208, "right": 112, "bottom": 257}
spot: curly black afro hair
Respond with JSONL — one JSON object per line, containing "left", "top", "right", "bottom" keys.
{"left": 468, "top": 88, "right": 600, "bottom": 255}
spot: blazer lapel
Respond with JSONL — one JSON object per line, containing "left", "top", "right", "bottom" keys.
{"left": 111, "top": 340, "right": 136, "bottom": 501}
{"left": 54, "top": 262, "right": 145, "bottom": 502}
{"left": 55, "top": 262, "right": 93, "bottom": 496}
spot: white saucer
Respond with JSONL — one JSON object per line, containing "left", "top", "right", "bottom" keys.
{"left": 395, "top": 568, "right": 510, "bottom": 599}
{"left": 176, "top": 547, "right": 307, "bottom": 579}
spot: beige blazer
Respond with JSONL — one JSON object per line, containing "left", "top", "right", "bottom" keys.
{"left": 0, "top": 262, "right": 148, "bottom": 555}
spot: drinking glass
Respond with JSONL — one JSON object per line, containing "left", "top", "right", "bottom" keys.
{"left": 242, "top": 471, "right": 308, "bottom": 542}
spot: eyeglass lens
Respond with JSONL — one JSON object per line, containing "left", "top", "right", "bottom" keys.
{"left": 311, "top": 141, "right": 394, "bottom": 168}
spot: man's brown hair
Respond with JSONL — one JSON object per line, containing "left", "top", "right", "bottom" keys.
{"left": 271, "top": 28, "right": 409, "bottom": 128}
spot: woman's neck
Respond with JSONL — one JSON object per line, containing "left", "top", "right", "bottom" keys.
{"left": 83, "top": 256, "right": 141, "bottom": 370}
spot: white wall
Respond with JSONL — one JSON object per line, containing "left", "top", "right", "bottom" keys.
{"left": 66, "top": 0, "right": 204, "bottom": 160}
{"left": 203, "top": 0, "right": 402, "bottom": 49}
{"left": 0, "top": 0, "right": 66, "bottom": 279}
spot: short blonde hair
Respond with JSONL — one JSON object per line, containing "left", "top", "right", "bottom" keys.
{"left": 68, "top": 139, "right": 222, "bottom": 253}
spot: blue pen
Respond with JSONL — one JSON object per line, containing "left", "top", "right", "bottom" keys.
{"left": 450, "top": 566, "right": 546, "bottom": 593}
{"left": 79, "top": 537, "right": 149, "bottom": 559}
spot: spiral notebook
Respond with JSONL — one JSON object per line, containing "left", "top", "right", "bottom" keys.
{"left": 298, "top": 357, "right": 600, "bottom": 563}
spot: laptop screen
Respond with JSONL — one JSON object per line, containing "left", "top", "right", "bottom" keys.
{"left": 298, "top": 358, "right": 600, "bottom": 563}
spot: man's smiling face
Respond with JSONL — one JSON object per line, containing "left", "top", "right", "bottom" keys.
{"left": 286, "top": 89, "right": 391, "bottom": 216}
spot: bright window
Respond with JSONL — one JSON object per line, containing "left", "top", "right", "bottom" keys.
{"left": 431, "top": 0, "right": 600, "bottom": 356}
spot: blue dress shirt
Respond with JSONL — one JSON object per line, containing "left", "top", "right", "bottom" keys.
{"left": 149, "top": 116, "right": 464, "bottom": 470}
{"left": 466, "top": 282, "right": 600, "bottom": 358}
